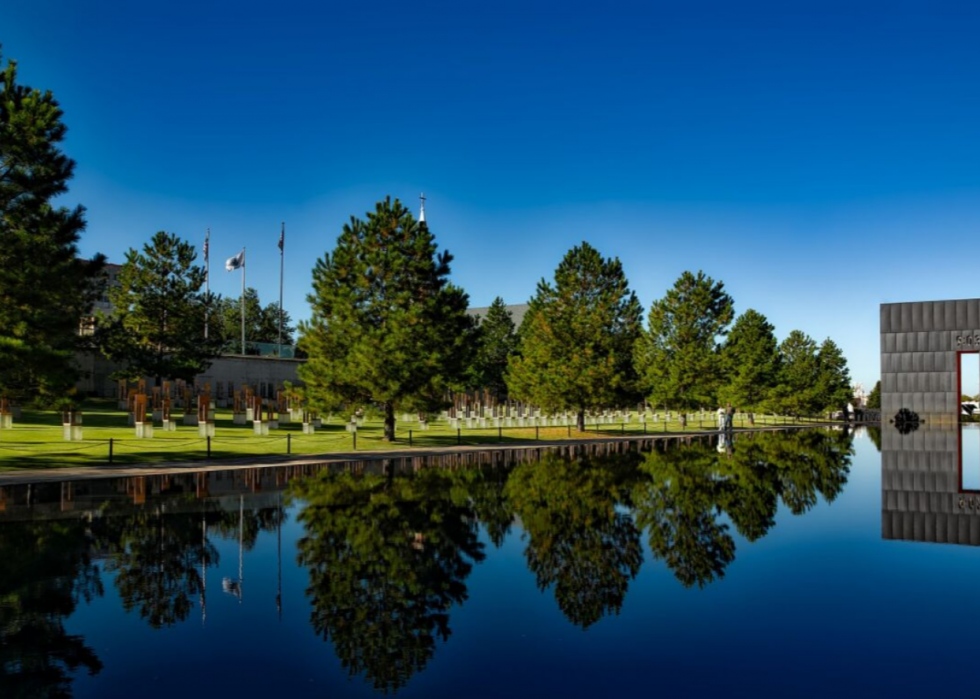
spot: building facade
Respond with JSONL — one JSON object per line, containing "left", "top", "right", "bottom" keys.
{"left": 75, "top": 351, "right": 304, "bottom": 403}
{"left": 880, "top": 298, "right": 980, "bottom": 546}
{"left": 879, "top": 298, "right": 980, "bottom": 425}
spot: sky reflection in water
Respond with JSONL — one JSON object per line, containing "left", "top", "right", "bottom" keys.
{"left": 2, "top": 428, "right": 978, "bottom": 698}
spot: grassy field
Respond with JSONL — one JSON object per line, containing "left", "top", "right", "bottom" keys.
{"left": 0, "top": 399, "right": 821, "bottom": 470}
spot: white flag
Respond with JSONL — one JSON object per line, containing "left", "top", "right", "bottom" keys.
{"left": 225, "top": 249, "right": 245, "bottom": 271}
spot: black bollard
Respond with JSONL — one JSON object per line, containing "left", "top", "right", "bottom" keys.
{"left": 108, "top": 438, "right": 113, "bottom": 464}
{"left": 287, "top": 433, "right": 291, "bottom": 455}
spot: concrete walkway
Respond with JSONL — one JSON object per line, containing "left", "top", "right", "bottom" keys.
{"left": 0, "top": 423, "right": 849, "bottom": 486}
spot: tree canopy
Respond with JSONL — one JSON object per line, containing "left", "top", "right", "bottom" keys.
{"left": 767, "top": 331, "right": 852, "bottom": 416}
{"left": 506, "top": 242, "right": 642, "bottom": 429}
{"left": 0, "top": 49, "right": 105, "bottom": 403}
{"left": 96, "top": 231, "right": 223, "bottom": 384}
{"left": 815, "top": 338, "right": 852, "bottom": 413}
{"left": 219, "top": 287, "right": 294, "bottom": 353}
{"left": 718, "top": 309, "right": 780, "bottom": 410}
{"left": 867, "top": 380, "right": 881, "bottom": 410}
{"left": 467, "top": 297, "right": 518, "bottom": 398}
{"left": 298, "top": 197, "right": 475, "bottom": 440}
{"left": 635, "top": 270, "right": 734, "bottom": 410}
{"left": 767, "top": 330, "right": 820, "bottom": 416}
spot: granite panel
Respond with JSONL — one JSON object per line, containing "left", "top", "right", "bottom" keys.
{"left": 945, "top": 302, "right": 957, "bottom": 331}
{"left": 934, "top": 302, "right": 946, "bottom": 332}
{"left": 957, "top": 300, "right": 969, "bottom": 328}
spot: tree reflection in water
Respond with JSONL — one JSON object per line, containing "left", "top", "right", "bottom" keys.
{"left": 634, "top": 429, "right": 853, "bottom": 588}
{"left": 94, "top": 508, "right": 218, "bottom": 629}
{"left": 0, "top": 519, "right": 103, "bottom": 698}
{"left": 506, "top": 450, "right": 643, "bottom": 629}
{"left": 289, "top": 464, "right": 487, "bottom": 693}
{"left": 633, "top": 443, "right": 738, "bottom": 589}
{"left": 0, "top": 429, "right": 853, "bottom": 696}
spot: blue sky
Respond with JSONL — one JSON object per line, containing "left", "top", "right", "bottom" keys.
{"left": 3, "top": 0, "right": 979, "bottom": 388}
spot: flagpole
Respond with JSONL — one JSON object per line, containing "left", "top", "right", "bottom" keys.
{"left": 241, "top": 247, "right": 246, "bottom": 355}
{"left": 278, "top": 222, "right": 284, "bottom": 359}
{"left": 204, "top": 228, "right": 210, "bottom": 340}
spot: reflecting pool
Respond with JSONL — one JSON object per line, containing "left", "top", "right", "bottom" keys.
{"left": 2, "top": 427, "right": 979, "bottom": 697}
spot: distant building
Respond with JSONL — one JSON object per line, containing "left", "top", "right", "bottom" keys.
{"left": 75, "top": 260, "right": 301, "bottom": 397}
{"left": 466, "top": 303, "right": 529, "bottom": 329}
{"left": 78, "top": 262, "right": 123, "bottom": 335}
{"left": 852, "top": 382, "right": 868, "bottom": 408}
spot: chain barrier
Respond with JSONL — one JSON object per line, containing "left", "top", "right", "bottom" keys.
{"left": 0, "top": 441, "right": 108, "bottom": 454}
{"left": 116, "top": 438, "right": 208, "bottom": 451}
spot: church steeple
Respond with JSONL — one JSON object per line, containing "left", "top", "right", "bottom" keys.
{"left": 419, "top": 192, "right": 426, "bottom": 224}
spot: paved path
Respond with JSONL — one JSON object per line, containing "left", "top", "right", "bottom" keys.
{"left": 0, "top": 423, "right": 848, "bottom": 486}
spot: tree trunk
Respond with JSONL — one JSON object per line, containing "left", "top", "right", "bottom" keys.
{"left": 577, "top": 409, "right": 585, "bottom": 432}
{"left": 383, "top": 402, "right": 396, "bottom": 442}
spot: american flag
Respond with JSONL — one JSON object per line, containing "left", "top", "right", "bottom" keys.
{"left": 203, "top": 231, "right": 210, "bottom": 261}
{"left": 278, "top": 223, "right": 285, "bottom": 252}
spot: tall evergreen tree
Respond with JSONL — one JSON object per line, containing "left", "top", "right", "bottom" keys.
{"left": 767, "top": 330, "right": 820, "bottom": 416}
{"left": 96, "top": 231, "right": 223, "bottom": 384}
{"left": 468, "top": 297, "right": 518, "bottom": 399}
{"left": 718, "top": 309, "right": 780, "bottom": 410}
{"left": 219, "top": 287, "right": 294, "bottom": 351}
{"left": 298, "top": 197, "right": 475, "bottom": 441}
{"left": 867, "top": 380, "right": 881, "bottom": 410}
{"left": 815, "top": 338, "right": 852, "bottom": 414}
{"left": 635, "top": 271, "right": 734, "bottom": 410}
{"left": 0, "top": 49, "right": 105, "bottom": 403}
{"left": 220, "top": 287, "right": 263, "bottom": 350}
{"left": 506, "top": 242, "right": 643, "bottom": 431}
{"left": 260, "top": 301, "right": 294, "bottom": 348}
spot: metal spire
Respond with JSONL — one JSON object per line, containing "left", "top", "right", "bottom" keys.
{"left": 419, "top": 192, "right": 426, "bottom": 223}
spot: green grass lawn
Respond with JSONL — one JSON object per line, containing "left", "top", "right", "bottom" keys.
{"left": 0, "top": 399, "right": 820, "bottom": 470}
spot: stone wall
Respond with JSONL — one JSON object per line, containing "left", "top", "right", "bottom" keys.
{"left": 879, "top": 298, "right": 980, "bottom": 425}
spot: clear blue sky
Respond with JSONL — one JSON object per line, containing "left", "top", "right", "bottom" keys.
{"left": 3, "top": 0, "right": 980, "bottom": 389}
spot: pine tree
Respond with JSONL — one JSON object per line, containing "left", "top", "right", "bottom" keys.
{"left": 218, "top": 288, "right": 293, "bottom": 351}
{"left": 260, "top": 301, "right": 294, "bottom": 348}
{"left": 0, "top": 49, "right": 105, "bottom": 403}
{"left": 96, "top": 231, "right": 223, "bottom": 384}
{"left": 867, "top": 380, "right": 881, "bottom": 410}
{"left": 506, "top": 242, "right": 642, "bottom": 430}
{"left": 768, "top": 330, "right": 820, "bottom": 416}
{"left": 718, "top": 309, "right": 780, "bottom": 410}
{"left": 220, "top": 288, "right": 263, "bottom": 351}
{"left": 815, "top": 338, "right": 852, "bottom": 414}
{"left": 635, "top": 271, "right": 734, "bottom": 411}
{"left": 298, "top": 197, "right": 475, "bottom": 441}
{"left": 469, "top": 297, "right": 518, "bottom": 399}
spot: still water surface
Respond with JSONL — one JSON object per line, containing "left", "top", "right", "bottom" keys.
{"left": 1, "top": 427, "right": 976, "bottom": 697}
